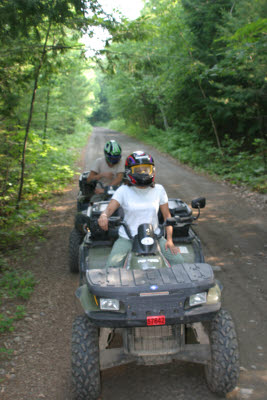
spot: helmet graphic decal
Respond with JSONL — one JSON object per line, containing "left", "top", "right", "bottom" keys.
{"left": 104, "top": 140, "right": 122, "bottom": 164}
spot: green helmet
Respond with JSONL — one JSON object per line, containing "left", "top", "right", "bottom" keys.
{"left": 104, "top": 140, "right": 122, "bottom": 164}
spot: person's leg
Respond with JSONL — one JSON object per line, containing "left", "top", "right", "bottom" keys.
{"left": 105, "top": 237, "right": 132, "bottom": 268}
{"left": 159, "top": 237, "right": 184, "bottom": 265}
{"left": 90, "top": 193, "right": 105, "bottom": 203}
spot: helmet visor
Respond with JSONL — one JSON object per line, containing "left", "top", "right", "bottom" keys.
{"left": 106, "top": 154, "right": 121, "bottom": 164}
{"left": 131, "top": 164, "right": 154, "bottom": 175}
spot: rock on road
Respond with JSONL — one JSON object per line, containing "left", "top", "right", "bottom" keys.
{"left": 1, "top": 127, "right": 267, "bottom": 400}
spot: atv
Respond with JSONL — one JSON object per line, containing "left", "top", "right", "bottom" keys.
{"left": 71, "top": 197, "right": 240, "bottom": 399}
{"left": 68, "top": 171, "right": 119, "bottom": 273}
{"left": 77, "top": 171, "right": 119, "bottom": 212}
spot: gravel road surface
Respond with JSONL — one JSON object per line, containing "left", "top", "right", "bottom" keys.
{"left": 1, "top": 127, "right": 267, "bottom": 400}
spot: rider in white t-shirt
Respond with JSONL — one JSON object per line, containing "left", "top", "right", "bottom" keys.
{"left": 113, "top": 184, "right": 168, "bottom": 239}
{"left": 98, "top": 150, "right": 183, "bottom": 267}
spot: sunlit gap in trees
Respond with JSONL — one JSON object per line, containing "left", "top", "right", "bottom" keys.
{"left": 81, "top": 0, "right": 144, "bottom": 57}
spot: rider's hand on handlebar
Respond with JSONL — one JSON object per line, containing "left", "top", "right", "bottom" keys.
{"left": 98, "top": 213, "right": 109, "bottom": 231}
{"left": 95, "top": 187, "right": 104, "bottom": 195}
{"left": 165, "top": 239, "right": 179, "bottom": 255}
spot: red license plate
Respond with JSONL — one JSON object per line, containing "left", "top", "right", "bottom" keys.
{"left": 147, "top": 315, "right": 166, "bottom": 326}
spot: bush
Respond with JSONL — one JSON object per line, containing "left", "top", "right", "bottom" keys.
{"left": 115, "top": 120, "right": 267, "bottom": 193}
{"left": 0, "top": 255, "right": 35, "bottom": 335}
{"left": 0, "top": 125, "right": 91, "bottom": 250}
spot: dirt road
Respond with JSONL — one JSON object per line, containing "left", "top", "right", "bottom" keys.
{"left": 1, "top": 127, "right": 267, "bottom": 400}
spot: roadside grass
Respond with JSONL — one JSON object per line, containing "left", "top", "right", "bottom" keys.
{"left": 0, "top": 254, "right": 36, "bottom": 357}
{"left": 0, "top": 125, "right": 91, "bottom": 356}
{"left": 108, "top": 119, "right": 267, "bottom": 194}
{"left": 0, "top": 126, "right": 91, "bottom": 250}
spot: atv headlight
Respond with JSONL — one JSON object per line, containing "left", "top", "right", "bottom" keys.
{"left": 100, "top": 298, "right": 120, "bottom": 311}
{"left": 206, "top": 284, "right": 221, "bottom": 305}
{"left": 189, "top": 292, "right": 207, "bottom": 307}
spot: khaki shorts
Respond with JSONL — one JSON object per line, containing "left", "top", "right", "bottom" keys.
{"left": 106, "top": 237, "right": 184, "bottom": 268}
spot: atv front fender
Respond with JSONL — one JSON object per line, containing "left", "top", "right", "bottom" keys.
{"left": 76, "top": 284, "right": 99, "bottom": 313}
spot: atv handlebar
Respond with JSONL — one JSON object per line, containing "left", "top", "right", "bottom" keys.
{"left": 85, "top": 179, "right": 118, "bottom": 196}
{"left": 107, "top": 216, "right": 187, "bottom": 241}
{"left": 106, "top": 196, "right": 206, "bottom": 238}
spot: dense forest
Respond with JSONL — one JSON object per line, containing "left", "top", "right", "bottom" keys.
{"left": 92, "top": 0, "right": 267, "bottom": 193}
{"left": 0, "top": 0, "right": 115, "bottom": 249}
{"left": 0, "top": 0, "right": 266, "bottom": 251}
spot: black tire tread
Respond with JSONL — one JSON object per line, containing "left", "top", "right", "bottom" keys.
{"left": 71, "top": 315, "right": 100, "bottom": 400}
{"left": 69, "top": 228, "right": 83, "bottom": 273}
{"left": 205, "top": 308, "right": 239, "bottom": 396}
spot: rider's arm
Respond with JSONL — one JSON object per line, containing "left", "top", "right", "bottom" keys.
{"left": 87, "top": 170, "right": 114, "bottom": 183}
{"left": 159, "top": 203, "right": 179, "bottom": 255}
{"left": 98, "top": 199, "right": 120, "bottom": 231}
{"left": 109, "top": 172, "right": 124, "bottom": 186}
{"left": 86, "top": 170, "right": 101, "bottom": 183}
{"left": 160, "top": 203, "right": 173, "bottom": 240}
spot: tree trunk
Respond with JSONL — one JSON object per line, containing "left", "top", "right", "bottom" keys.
{"left": 43, "top": 85, "right": 51, "bottom": 146}
{"left": 257, "top": 103, "right": 267, "bottom": 174}
{"left": 159, "top": 103, "right": 169, "bottom": 131}
{"left": 16, "top": 21, "right": 52, "bottom": 209}
{"left": 230, "top": 2, "right": 236, "bottom": 15}
{"left": 180, "top": 32, "right": 223, "bottom": 155}
{"left": 197, "top": 81, "right": 223, "bottom": 155}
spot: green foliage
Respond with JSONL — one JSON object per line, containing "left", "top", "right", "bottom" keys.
{"left": 0, "top": 2, "right": 94, "bottom": 247}
{"left": 0, "top": 0, "right": 93, "bottom": 120}
{"left": 0, "top": 347, "right": 13, "bottom": 359}
{"left": 181, "top": 0, "right": 233, "bottom": 64}
{"left": 0, "top": 306, "right": 26, "bottom": 333}
{"left": 0, "top": 0, "right": 118, "bottom": 356}
{"left": 0, "top": 268, "right": 35, "bottom": 301}
{"left": 0, "top": 0, "right": 116, "bottom": 212}
{"left": 229, "top": 18, "right": 267, "bottom": 43}
{"left": 0, "top": 126, "right": 90, "bottom": 249}
{"left": 88, "top": 71, "right": 112, "bottom": 124}
{"left": 91, "top": 0, "right": 266, "bottom": 193}
{"left": 108, "top": 119, "right": 127, "bottom": 132}
{"left": 33, "top": 51, "right": 94, "bottom": 135}
{"left": 0, "top": 255, "right": 33, "bottom": 334}
{"left": 119, "top": 121, "right": 267, "bottom": 193}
